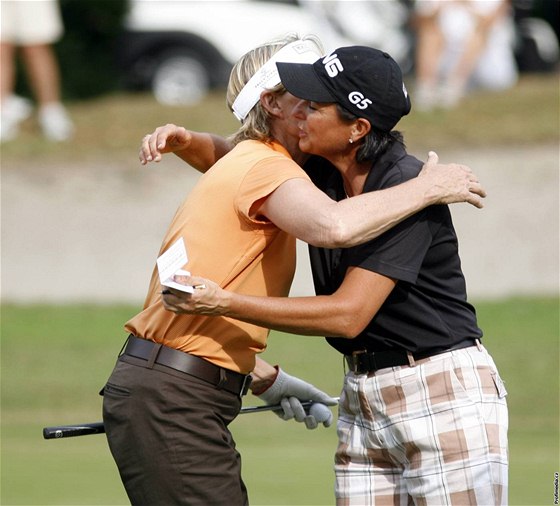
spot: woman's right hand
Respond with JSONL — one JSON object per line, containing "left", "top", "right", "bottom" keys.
{"left": 139, "top": 124, "right": 193, "bottom": 165}
{"left": 161, "top": 275, "right": 230, "bottom": 316}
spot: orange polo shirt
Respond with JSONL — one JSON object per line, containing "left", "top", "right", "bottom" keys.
{"left": 125, "top": 140, "right": 310, "bottom": 374}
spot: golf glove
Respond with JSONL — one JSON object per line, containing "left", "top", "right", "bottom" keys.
{"left": 257, "top": 368, "right": 337, "bottom": 429}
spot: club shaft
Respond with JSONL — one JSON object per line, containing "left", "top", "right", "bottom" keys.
{"left": 43, "top": 397, "right": 339, "bottom": 439}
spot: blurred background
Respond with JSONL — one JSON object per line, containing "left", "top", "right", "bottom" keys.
{"left": 2, "top": 0, "right": 559, "bottom": 303}
{"left": 1, "top": 0, "right": 559, "bottom": 505}
{"left": 4, "top": 0, "right": 560, "bottom": 106}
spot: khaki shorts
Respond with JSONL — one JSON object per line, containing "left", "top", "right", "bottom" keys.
{"left": 1, "top": 0, "right": 63, "bottom": 45}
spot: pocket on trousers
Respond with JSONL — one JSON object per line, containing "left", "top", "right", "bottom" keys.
{"left": 102, "top": 382, "right": 131, "bottom": 398}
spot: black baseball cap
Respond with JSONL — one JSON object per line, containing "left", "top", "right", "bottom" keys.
{"left": 276, "top": 46, "right": 411, "bottom": 132}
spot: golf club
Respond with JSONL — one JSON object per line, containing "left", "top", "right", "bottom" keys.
{"left": 43, "top": 397, "right": 339, "bottom": 439}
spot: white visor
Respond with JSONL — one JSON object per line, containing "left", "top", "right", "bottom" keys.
{"left": 232, "top": 40, "right": 322, "bottom": 122}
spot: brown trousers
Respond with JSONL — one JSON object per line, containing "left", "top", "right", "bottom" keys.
{"left": 102, "top": 355, "right": 248, "bottom": 505}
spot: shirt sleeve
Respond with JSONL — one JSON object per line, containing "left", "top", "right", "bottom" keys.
{"left": 347, "top": 209, "right": 432, "bottom": 284}
{"left": 346, "top": 156, "right": 433, "bottom": 284}
{"left": 234, "top": 155, "right": 310, "bottom": 225}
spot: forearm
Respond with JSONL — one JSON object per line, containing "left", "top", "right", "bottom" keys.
{"left": 222, "top": 292, "right": 359, "bottom": 338}
{"left": 323, "top": 176, "right": 435, "bottom": 247}
{"left": 263, "top": 176, "right": 433, "bottom": 249}
{"left": 164, "top": 270, "right": 393, "bottom": 340}
{"left": 264, "top": 152, "right": 482, "bottom": 249}
{"left": 250, "top": 357, "right": 279, "bottom": 394}
{"left": 319, "top": 152, "right": 483, "bottom": 247}
{"left": 174, "top": 132, "right": 233, "bottom": 172}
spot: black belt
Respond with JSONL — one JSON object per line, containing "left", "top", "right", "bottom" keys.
{"left": 345, "top": 338, "right": 479, "bottom": 374}
{"left": 121, "top": 335, "right": 252, "bottom": 397}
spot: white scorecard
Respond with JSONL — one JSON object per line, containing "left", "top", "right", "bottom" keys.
{"left": 156, "top": 237, "right": 194, "bottom": 293}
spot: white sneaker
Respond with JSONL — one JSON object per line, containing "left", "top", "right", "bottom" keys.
{"left": 414, "top": 83, "right": 437, "bottom": 112}
{"left": 38, "top": 103, "right": 74, "bottom": 142}
{"left": 1, "top": 94, "right": 33, "bottom": 142}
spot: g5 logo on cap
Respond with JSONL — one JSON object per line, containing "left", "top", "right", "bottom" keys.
{"left": 323, "top": 53, "right": 344, "bottom": 77}
{"left": 277, "top": 45, "right": 412, "bottom": 132}
{"left": 348, "top": 91, "right": 372, "bottom": 110}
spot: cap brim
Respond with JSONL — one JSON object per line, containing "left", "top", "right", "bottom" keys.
{"left": 276, "top": 62, "right": 335, "bottom": 103}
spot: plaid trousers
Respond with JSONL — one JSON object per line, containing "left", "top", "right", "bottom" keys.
{"left": 335, "top": 344, "right": 508, "bottom": 505}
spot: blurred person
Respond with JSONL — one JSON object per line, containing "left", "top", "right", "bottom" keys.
{"left": 298, "top": 0, "right": 412, "bottom": 72}
{"left": 160, "top": 46, "right": 507, "bottom": 504}
{"left": 0, "top": 0, "right": 74, "bottom": 142}
{"left": 413, "top": 0, "right": 518, "bottom": 111}
{"left": 103, "top": 34, "right": 485, "bottom": 505}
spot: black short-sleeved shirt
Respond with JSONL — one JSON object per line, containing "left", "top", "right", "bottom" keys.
{"left": 304, "top": 144, "right": 482, "bottom": 356}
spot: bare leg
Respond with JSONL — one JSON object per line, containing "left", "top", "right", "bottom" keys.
{"left": 414, "top": 13, "right": 444, "bottom": 89}
{"left": 1, "top": 42, "right": 33, "bottom": 141}
{"left": 19, "top": 43, "right": 74, "bottom": 141}
{"left": 20, "top": 43, "right": 61, "bottom": 105}
{"left": 441, "top": 1, "right": 509, "bottom": 106}
{"left": 1, "top": 42, "right": 16, "bottom": 101}
{"left": 413, "top": 9, "right": 445, "bottom": 111}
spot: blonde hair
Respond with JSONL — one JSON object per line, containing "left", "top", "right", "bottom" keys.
{"left": 227, "top": 33, "right": 323, "bottom": 146}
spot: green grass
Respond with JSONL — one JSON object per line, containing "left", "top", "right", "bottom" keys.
{"left": 1, "top": 298, "right": 558, "bottom": 505}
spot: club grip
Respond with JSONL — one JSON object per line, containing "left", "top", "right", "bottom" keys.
{"left": 43, "top": 422, "right": 105, "bottom": 439}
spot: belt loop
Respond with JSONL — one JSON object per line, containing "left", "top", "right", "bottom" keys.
{"left": 241, "top": 375, "right": 252, "bottom": 397}
{"left": 475, "top": 338, "right": 483, "bottom": 352}
{"left": 407, "top": 351, "right": 416, "bottom": 367}
{"left": 216, "top": 368, "right": 228, "bottom": 390}
{"left": 146, "top": 343, "right": 162, "bottom": 369}
{"left": 118, "top": 335, "right": 132, "bottom": 357}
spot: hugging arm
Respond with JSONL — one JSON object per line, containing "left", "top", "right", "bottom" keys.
{"left": 138, "top": 127, "right": 486, "bottom": 227}
{"left": 139, "top": 123, "right": 233, "bottom": 172}
{"left": 163, "top": 267, "right": 396, "bottom": 338}
{"left": 260, "top": 151, "right": 485, "bottom": 248}
{"left": 163, "top": 268, "right": 395, "bottom": 428}
{"left": 139, "top": 126, "right": 486, "bottom": 248}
